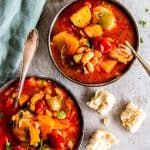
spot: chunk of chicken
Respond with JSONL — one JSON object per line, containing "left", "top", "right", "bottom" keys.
{"left": 11, "top": 110, "right": 40, "bottom": 147}
{"left": 109, "top": 43, "right": 133, "bottom": 64}
{"left": 11, "top": 110, "right": 33, "bottom": 142}
{"left": 45, "top": 95, "right": 62, "bottom": 111}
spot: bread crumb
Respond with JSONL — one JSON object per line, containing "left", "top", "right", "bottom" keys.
{"left": 103, "top": 118, "right": 110, "bottom": 126}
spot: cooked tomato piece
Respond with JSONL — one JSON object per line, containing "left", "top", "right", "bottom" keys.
{"left": 5, "top": 98, "right": 14, "bottom": 109}
{"left": 84, "top": 1, "right": 92, "bottom": 8}
{"left": 23, "top": 78, "right": 36, "bottom": 87}
{"left": 49, "top": 130, "right": 65, "bottom": 149}
{"left": 35, "top": 100, "right": 46, "bottom": 115}
{"left": 93, "top": 37, "right": 112, "bottom": 54}
{"left": 0, "top": 136, "right": 8, "bottom": 150}
{"left": 13, "top": 145, "right": 26, "bottom": 150}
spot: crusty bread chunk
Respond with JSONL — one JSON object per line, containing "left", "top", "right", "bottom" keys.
{"left": 121, "top": 102, "right": 145, "bottom": 133}
{"left": 87, "top": 89, "right": 116, "bottom": 115}
{"left": 86, "top": 130, "right": 118, "bottom": 150}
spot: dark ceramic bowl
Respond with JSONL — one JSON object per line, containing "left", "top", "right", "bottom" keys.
{"left": 0, "top": 75, "right": 84, "bottom": 150}
{"left": 48, "top": 0, "right": 139, "bottom": 86}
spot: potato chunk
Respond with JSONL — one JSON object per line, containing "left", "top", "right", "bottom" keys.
{"left": 100, "top": 59, "right": 117, "bottom": 73}
{"left": 29, "top": 123, "right": 40, "bottom": 147}
{"left": 30, "top": 91, "right": 44, "bottom": 112}
{"left": 45, "top": 95, "right": 62, "bottom": 111}
{"left": 84, "top": 24, "right": 103, "bottom": 38}
{"left": 38, "top": 115, "right": 54, "bottom": 140}
{"left": 70, "top": 6, "right": 91, "bottom": 28}
{"left": 19, "top": 94, "right": 29, "bottom": 106}
{"left": 52, "top": 31, "right": 79, "bottom": 55}
{"left": 93, "top": 6, "right": 116, "bottom": 30}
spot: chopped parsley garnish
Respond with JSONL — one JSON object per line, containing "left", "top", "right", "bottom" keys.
{"left": 5, "top": 140, "right": 12, "bottom": 150}
{"left": 57, "top": 111, "right": 66, "bottom": 119}
{"left": 140, "top": 37, "right": 144, "bottom": 44}
{"left": 0, "top": 112, "right": 3, "bottom": 119}
{"left": 39, "top": 138, "right": 44, "bottom": 149}
{"left": 139, "top": 20, "right": 147, "bottom": 27}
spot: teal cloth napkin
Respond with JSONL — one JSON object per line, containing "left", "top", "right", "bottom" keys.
{"left": 0, "top": 0, "right": 46, "bottom": 86}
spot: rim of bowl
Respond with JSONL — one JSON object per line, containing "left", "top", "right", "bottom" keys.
{"left": 48, "top": 0, "right": 139, "bottom": 87}
{"left": 0, "top": 75, "right": 84, "bottom": 150}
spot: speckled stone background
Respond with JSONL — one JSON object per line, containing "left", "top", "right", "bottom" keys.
{"left": 16, "top": 0, "right": 150, "bottom": 149}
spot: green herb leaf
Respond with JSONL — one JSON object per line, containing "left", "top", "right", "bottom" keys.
{"left": 39, "top": 138, "right": 44, "bottom": 149}
{"left": 57, "top": 111, "right": 66, "bottom": 119}
{"left": 0, "top": 112, "right": 3, "bottom": 119}
{"left": 73, "top": 54, "right": 83, "bottom": 63}
{"left": 40, "top": 144, "right": 51, "bottom": 150}
{"left": 140, "top": 37, "right": 144, "bottom": 44}
{"left": 139, "top": 20, "right": 147, "bottom": 27}
{"left": 5, "top": 140, "right": 12, "bottom": 150}
{"left": 145, "top": 8, "right": 149, "bottom": 12}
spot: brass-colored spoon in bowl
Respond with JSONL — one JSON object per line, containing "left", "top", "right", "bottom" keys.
{"left": 125, "top": 41, "right": 150, "bottom": 76}
{"left": 15, "top": 29, "right": 39, "bottom": 107}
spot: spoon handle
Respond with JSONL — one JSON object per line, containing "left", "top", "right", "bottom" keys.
{"left": 15, "top": 29, "right": 39, "bottom": 107}
{"left": 125, "top": 41, "right": 150, "bottom": 77}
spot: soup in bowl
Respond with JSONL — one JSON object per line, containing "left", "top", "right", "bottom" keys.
{"left": 49, "top": 0, "right": 139, "bottom": 86}
{"left": 0, "top": 77, "right": 83, "bottom": 150}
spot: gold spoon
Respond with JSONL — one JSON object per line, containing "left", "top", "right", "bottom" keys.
{"left": 15, "top": 29, "right": 39, "bottom": 108}
{"left": 125, "top": 41, "right": 150, "bottom": 76}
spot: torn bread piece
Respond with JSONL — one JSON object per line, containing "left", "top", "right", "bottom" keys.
{"left": 103, "top": 118, "right": 110, "bottom": 126}
{"left": 87, "top": 89, "right": 116, "bottom": 115}
{"left": 121, "top": 102, "right": 146, "bottom": 133}
{"left": 86, "top": 130, "right": 118, "bottom": 150}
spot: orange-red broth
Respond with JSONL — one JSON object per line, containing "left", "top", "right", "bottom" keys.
{"left": 51, "top": 0, "right": 137, "bottom": 84}
{"left": 0, "top": 77, "right": 82, "bottom": 150}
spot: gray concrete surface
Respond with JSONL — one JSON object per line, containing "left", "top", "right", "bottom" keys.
{"left": 24, "top": 0, "right": 150, "bottom": 149}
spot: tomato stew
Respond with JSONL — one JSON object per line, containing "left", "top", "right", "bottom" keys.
{"left": 50, "top": 0, "right": 138, "bottom": 84}
{"left": 0, "top": 77, "right": 83, "bottom": 150}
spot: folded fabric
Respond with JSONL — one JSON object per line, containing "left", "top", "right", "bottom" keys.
{"left": 0, "top": 0, "right": 46, "bottom": 86}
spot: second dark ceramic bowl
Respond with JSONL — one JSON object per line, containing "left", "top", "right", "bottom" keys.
{"left": 0, "top": 75, "right": 84, "bottom": 150}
